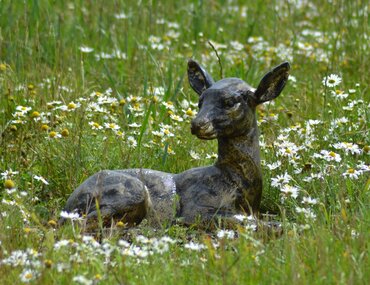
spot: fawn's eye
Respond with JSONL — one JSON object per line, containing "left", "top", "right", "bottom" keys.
{"left": 223, "top": 98, "right": 235, "bottom": 108}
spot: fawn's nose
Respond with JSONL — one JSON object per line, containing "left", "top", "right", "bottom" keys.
{"left": 191, "top": 117, "right": 211, "bottom": 135}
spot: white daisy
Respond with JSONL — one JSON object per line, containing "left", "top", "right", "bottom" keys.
{"left": 271, "top": 172, "right": 292, "bottom": 188}
{"left": 206, "top": 153, "right": 218, "bottom": 159}
{"left": 322, "top": 74, "right": 342, "bottom": 87}
{"left": 19, "top": 269, "right": 39, "bottom": 283}
{"left": 189, "top": 150, "right": 201, "bottom": 160}
{"left": 127, "top": 136, "right": 137, "bottom": 148}
{"left": 280, "top": 184, "right": 300, "bottom": 199}
{"left": 295, "top": 207, "right": 316, "bottom": 219}
{"left": 79, "top": 46, "right": 94, "bottom": 53}
{"left": 170, "top": 114, "right": 183, "bottom": 122}
{"left": 342, "top": 168, "right": 362, "bottom": 179}
{"left": 265, "top": 161, "right": 282, "bottom": 170}
{"left": 60, "top": 211, "right": 81, "bottom": 220}
{"left": 104, "top": 122, "right": 120, "bottom": 131}
{"left": 217, "top": 229, "right": 235, "bottom": 239}
{"left": 332, "top": 142, "right": 362, "bottom": 155}
{"left": 114, "top": 12, "right": 128, "bottom": 19}
{"left": 314, "top": 150, "right": 342, "bottom": 162}
{"left": 33, "top": 175, "right": 49, "bottom": 185}
{"left": 88, "top": 121, "right": 103, "bottom": 130}
{"left": 302, "top": 196, "right": 318, "bottom": 205}
{"left": 184, "top": 241, "right": 206, "bottom": 251}
{"left": 331, "top": 90, "right": 348, "bottom": 100}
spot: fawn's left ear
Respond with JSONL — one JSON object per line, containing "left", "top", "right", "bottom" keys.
{"left": 253, "top": 62, "right": 290, "bottom": 104}
{"left": 187, "top": 59, "right": 215, "bottom": 96}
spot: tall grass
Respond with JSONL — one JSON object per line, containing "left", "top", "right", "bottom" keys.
{"left": 0, "top": 0, "right": 369, "bottom": 284}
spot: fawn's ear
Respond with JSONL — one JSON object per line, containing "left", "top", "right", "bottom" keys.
{"left": 187, "top": 59, "right": 214, "bottom": 95}
{"left": 253, "top": 62, "right": 290, "bottom": 104}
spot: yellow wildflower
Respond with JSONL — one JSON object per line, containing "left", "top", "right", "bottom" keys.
{"left": 31, "top": 111, "right": 40, "bottom": 118}
{"left": 44, "top": 259, "right": 53, "bottom": 268}
{"left": 61, "top": 128, "right": 69, "bottom": 137}
{"left": 4, "top": 179, "right": 15, "bottom": 189}
{"left": 48, "top": 220, "right": 57, "bottom": 227}
{"left": 49, "top": 131, "right": 57, "bottom": 138}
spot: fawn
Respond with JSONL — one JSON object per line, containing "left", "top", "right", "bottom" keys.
{"left": 61, "top": 59, "right": 290, "bottom": 227}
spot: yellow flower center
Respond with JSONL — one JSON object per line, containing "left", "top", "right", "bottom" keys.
{"left": 95, "top": 274, "right": 102, "bottom": 280}
{"left": 67, "top": 102, "right": 76, "bottom": 109}
{"left": 49, "top": 131, "right": 57, "bottom": 138}
{"left": 31, "top": 111, "right": 40, "bottom": 118}
{"left": 186, "top": 109, "right": 194, "bottom": 116}
{"left": 25, "top": 273, "right": 33, "bottom": 279}
{"left": 329, "top": 151, "right": 336, "bottom": 157}
{"left": 116, "top": 221, "right": 125, "bottom": 227}
{"left": 44, "top": 259, "right": 53, "bottom": 268}
{"left": 4, "top": 179, "right": 15, "bottom": 189}
{"left": 61, "top": 129, "right": 69, "bottom": 137}
{"left": 93, "top": 122, "right": 100, "bottom": 128}
{"left": 347, "top": 168, "right": 355, "bottom": 174}
{"left": 48, "top": 220, "right": 57, "bottom": 227}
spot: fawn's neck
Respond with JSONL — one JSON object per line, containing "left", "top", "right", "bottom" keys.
{"left": 216, "top": 127, "right": 262, "bottom": 183}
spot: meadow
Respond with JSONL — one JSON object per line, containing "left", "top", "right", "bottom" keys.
{"left": 0, "top": 0, "right": 369, "bottom": 284}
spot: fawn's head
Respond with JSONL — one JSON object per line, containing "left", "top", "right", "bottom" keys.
{"left": 188, "top": 60, "right": 290, "bottom": 140}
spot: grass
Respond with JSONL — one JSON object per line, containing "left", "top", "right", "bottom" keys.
{"left": 0, "top": 0, "right": 369, "bottom": 284}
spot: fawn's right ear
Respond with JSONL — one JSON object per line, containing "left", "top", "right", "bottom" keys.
{"left": 253, "top": 62, "right": 290, "bottom": 104}
{"left": 187, "top": 59, "right": 214, "bottom": 95}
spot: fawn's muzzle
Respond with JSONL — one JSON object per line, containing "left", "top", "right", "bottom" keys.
{"left": 191, "top": 118, "right": 216, "bottom": 139}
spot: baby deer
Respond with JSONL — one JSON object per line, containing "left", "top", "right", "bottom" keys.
{"left": 61, "top": 60, "right": 290, "bottom": 227}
